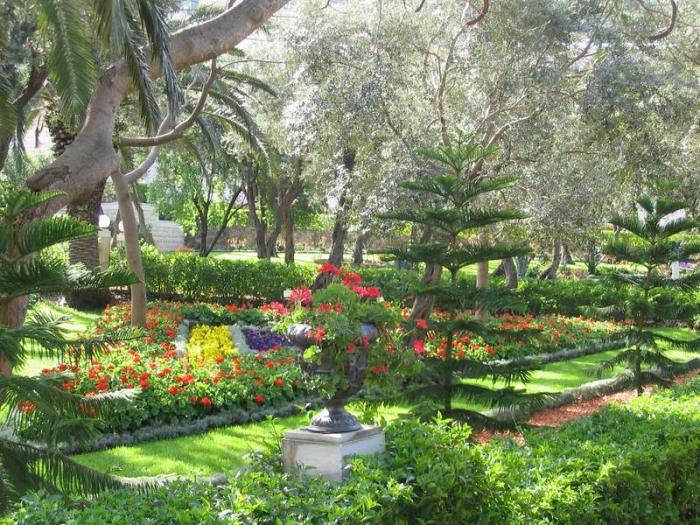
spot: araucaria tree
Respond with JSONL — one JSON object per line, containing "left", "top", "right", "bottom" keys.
{"left": 0, "top": 190, "right": 137, "bottom": 510}
{"left": 379, "top": 142, "right": 536, "bottom": 424}
{"left": 599, "top": 197, "right": 700, "bottom": 394}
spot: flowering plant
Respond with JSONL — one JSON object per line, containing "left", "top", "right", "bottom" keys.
{"left": 279, "top": 265, "right": 415, "bottom": 399}
{"left": 186, "top": 325, "right": 237, "bottom": 364}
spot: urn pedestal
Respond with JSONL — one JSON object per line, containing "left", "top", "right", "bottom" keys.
{"left": 282, "top": 425, "right": 384, "bottom": 482}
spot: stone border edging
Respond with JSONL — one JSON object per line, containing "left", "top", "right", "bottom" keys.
{"left": 483, "top": 335, "right": 632, "bottom": 369}
{"left": 485, "top": 357, "right": 700, "bottom": 424}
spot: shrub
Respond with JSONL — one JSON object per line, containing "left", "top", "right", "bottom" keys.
{"left": 119, "top": 247, "right": 316, "bottom": 303}
{"left": 11, "top": 380, "right": 700, "bottom": 524}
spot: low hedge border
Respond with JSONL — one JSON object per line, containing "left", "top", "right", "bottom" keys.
{"left": 59, "top": 397, "right": 320, "bottom": 455}
{"left": 487, "top": 356, "right": 700, "bottom": 424}
{"left": 484, "top": 335, "right": 632, "bottom": 369}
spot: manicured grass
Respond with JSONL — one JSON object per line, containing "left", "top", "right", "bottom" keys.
{"left": 16, "top": 302, "right": 100, "bottom": 377}
{"left": 74, "top": 332, "right": 698, "bottom": 479}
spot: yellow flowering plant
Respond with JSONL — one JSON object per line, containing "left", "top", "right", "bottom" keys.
{"left": 186, "top": 325, "right": 237, "bottom": 364}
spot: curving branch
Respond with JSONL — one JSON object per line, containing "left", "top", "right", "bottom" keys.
{"left": 464, "top": 0, "right": 489, "bottom": 26}
{"left": 118, "top": 59, "right": 217, "bottom": 148}
{"left": 122, "top": 113, "right": 173, "bottom": 183}
{"left": 647, "top": 0, "right": 677, "bottom": 41}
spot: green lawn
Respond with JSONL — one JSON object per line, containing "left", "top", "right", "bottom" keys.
{"left": 75, "top": 328, "right": 699, "bottom": 478}
{"left": 16, "top": 302, "right": 100, "bottom": 377}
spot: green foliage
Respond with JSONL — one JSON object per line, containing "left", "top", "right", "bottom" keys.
{"left": 378, "top": 141, "right": 536, "bottom": 424}
{"left": 13, "top": 380, "right": 700, "bottom": 524}
{"left": 128, "top": 246, "right": 316, "bottom": 303}
{"left": 598, "top": 196, "right": 700, "bottom": 392}
{"left": 0, "top": 190, "right": 139, "bottom": 512}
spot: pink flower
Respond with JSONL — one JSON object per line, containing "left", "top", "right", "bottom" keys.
{"left": 413, "top": 339, "right": 426, "bottom": 356}
{"left": 288, "top": 286, "right": 313, "bottom": 306}
{"left": 416, "top": 318, "right": 428, "bottom": 330}
{"left": 318, "top": 263, "right": 341, "bottom": 275}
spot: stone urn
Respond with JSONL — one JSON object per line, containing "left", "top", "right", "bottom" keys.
{"left": 287, "top": 323, "right": 379, "bottom": 433}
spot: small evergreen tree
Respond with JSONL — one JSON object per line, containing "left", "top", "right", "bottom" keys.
{"left": 379, "top": 142, "right": 539, "bottom": 425}
{"left": 0, "top": 189, "right": 139, "bottom": 511}
{"left": 599, "top": 196, "right": 700, "bottom": 394}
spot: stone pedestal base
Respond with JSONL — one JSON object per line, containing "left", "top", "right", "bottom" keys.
{"left": 282, "top": 425, "right": 385, "bottom": 482}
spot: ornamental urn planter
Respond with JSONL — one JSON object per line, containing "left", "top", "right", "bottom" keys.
{"left": 287, "top": 323, "right": 379, "bottom": 434}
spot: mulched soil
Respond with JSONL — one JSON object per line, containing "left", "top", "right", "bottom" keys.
{"left": 472, "top": 369, "right": 700, "bottom": 445}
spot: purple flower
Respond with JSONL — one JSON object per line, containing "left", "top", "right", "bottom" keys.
{"left": 242, "top": 328, "right": 292, "bottom": 351}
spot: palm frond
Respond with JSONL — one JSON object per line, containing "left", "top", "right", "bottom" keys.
{"left": 16, "top": 216, "right": 95, "bottom": 259}
{"left": 216, "top": 69, "right": 277, "bottom": 97}
{"left": 37, "top": 0, "right": 96, "bottom": 127}
{"left": 0, "top": 439, "right": 125, "bottom": 513}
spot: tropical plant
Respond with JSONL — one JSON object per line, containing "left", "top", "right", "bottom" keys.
{"left": 0, "top": 189, "right": 139, "bottom": 511}
{"left": 598, "top": 196, "right": 700, "bottom": 393}
{"left": 378, "top": 141, "right": 543, "bottom": 425}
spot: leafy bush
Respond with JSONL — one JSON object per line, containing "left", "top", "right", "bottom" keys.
{"left": 517, "top": 278, "right": 700, "bottom": 323}
{"left": 119, "top": 247, "right": 316, "bottom": 303}
{"left": 11, "top": 380, "right": 700, "bottom": 524}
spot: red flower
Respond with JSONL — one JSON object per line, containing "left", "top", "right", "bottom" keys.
{"left": 253, "top": 394, "right": 265, "bottom": 405}
{"left": 288, "top": 286, "right": 313, "bottom": 306}
{"left": 318, "top": 263, "right": 341, "bottom": 276}
{"left": 314, "top": 326, "right": 326, "bottom": 343}
{"left": 274, "top": 378, "right": 285, "bottom": 387}
{"left": 347, "top": 342, "right": 357, "bottom": 353}
{"left": 200, "top": 396, "right": 212, "bottom": 407}
{"left": 341, "top": 272, "right": 362, "bottom": 285}
{"left": 168, "top": 386, "right": 181, "bottom": 396}
{"left": 139, "top": 379, "right": 150, "bottom": 389}
{"left": 189, "top": 396, "right": 198, "bottom": 404}
{"left": 413, "top": 339, "right": 426, "bottom": 356}
{"left": 261, "top": 302, "right": 288, "bottom": 316}
{"left": 225, "top": 304, "right": 242, "bottom": 313}
{"left": 416, "top": 318, "right": 428, "bottom": 330}
{"left": 165, "top": 330, "right": 176, "bottom": 339}
{"left": 18, "top": 401, "right": 36, "bottom": 414}
{"left": 214, "top": 355, "right": 225, "bottom": 364}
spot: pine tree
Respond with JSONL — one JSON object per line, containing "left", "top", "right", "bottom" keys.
{"left": 379, "top": 142, "right": 540, "bottom": 425}
{"left": 599, "top": 196, "right": 700, "bottom": 394}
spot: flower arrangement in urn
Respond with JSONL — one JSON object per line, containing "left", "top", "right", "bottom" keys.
{"left": 278, "top": 264, "right": 414, "bottom": 433}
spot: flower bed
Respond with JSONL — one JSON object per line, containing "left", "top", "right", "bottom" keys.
{"left": 38, "top": 303, "right": 305, "bottom": 433}
{"left": 420, "top": 312, "right": 630, "bottom": 361}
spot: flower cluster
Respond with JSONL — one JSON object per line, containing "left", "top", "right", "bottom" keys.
{"left": 419, "top": 312, "right": 628, "bottom": 361}
{"left": 34, "top": 303, "right": 305, "bottom": 433}
{"left": 186, "top": 325, "right": 237, "bottom": 364}
{"left": 242, "top": 327, "right": 292, "bottom": 352}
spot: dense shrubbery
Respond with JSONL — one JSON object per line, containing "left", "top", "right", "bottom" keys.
{"left": 11, "top": 378, "right": 700, "bottom": 524}
{"left": 518, "top": 278, "right": 700, "bottom": 323}
{"left": 129, "top": 247, "right": 316, "bottom": 302}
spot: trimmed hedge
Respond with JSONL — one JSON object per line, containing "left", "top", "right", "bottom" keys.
{"left": 10, "top": 379, "right": 700, "bottom": 524}
{"left": 132, "top": 247, "right": 316, "bottom": 303}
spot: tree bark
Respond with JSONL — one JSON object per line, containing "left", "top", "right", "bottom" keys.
{"left": 66, "top": 180, "right": 112, "bottom": 309}
{"left": 539, "top": 241, "right": 562, "bottom": 280}
{"left": 475, "top": 258, "right": 489, "bottom": 321}
{"left": 111, "top": 171, "right": 147, "bottom": 327}
{"left": 410, "top": 228, "right": 442, "bottom": 320}
{"left": 502, "top": 257, "right": 518, "bottom": 289}
{"left": 26, "top": 0, "right": 291, "bottom": 216}
{"left": 0, "top": 297, "right": 28, "bottom": 376}
{"left": 284, "top": 200, "right": 295, "bottom": 264}
{"left": 562, "top": 244, "right": 574, "bottom": 265}
{"left": 131, "top": 183, "right": 156, "bottom": 246}
{"left": 352, "top": 230, "right": 372, "bottom": 266}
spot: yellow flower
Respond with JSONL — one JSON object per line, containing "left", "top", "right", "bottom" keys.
{"left": 187, "top": 325, "right": 237, "bottom": 364}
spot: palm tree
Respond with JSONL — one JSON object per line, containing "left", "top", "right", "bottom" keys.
{"left": 0, "top": 189, "right": 139, "bottom": 511}
{"left": 0, "top": 0, "right": 179, "bottom": 171}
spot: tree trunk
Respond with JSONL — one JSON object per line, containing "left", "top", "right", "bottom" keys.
{"left": 562, "top": 244, "right": 574, "bottom": 265}
{"left": 264, "top": 203, "right": 283, "bottom": 258}
{"left": 66, "top": 180, "right": 111, "bottom": 309}
{"left": 111, "top": 171, "right": 146, "bottom": 327}
{"left": 26, "top": 0, "right": 291, "bottom": 217}
{"left": 475, "top": 259, "right": 489, "bottom": 321}
{"left": 131, "top": 183, "right": 156, "bottom": 246}
{"left": 284, "top": 199, "right": 295, "bottom": 264}
{"left": 352, "top": 230, "right": 372, "bottom": 266}
{"left": 515, "top": 255, "right": 531, "bottom": 278}
{"left": 0, "top": 297, "right": 28, "bottom": 376}
{"left": 539, "top": 241, "right": 562, "bottom": 280}
{"left": 502, "top": 257, "right": 518, "bottom": 289}
{"left": 328, "top": 214, "right": 348, "bottom": 266}
{"left": 410, "top": 228, "right": 442, "bottom": 320}
{"left": 198, "top": 204, "right": 209, "bottom": 257}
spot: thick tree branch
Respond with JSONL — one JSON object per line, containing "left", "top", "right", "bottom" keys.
{"left": 122, "top": 113, "right": 173, "bottom": 183}
{"left": 118, "top": 59, "right": 217, "bottom": 148}
{"left": 647, "top": 0, "right": 677, "bottom": 41}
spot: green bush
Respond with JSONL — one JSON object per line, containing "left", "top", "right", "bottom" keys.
{"left": 517, "top": 278, "right": 700, "bottom": 322}
{"left": 11, "top": 380, "right": 700, "bottom": 524}
{"left": 120, "top": 247, "right": 316, "bottom": 303}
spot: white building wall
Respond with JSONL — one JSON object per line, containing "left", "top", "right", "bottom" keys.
{"left": 101, "top": 202, "right": 184, "bottom": 252}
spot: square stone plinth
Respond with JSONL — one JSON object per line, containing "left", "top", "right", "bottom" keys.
{"left": 282, "top": 425, "right": 385, "bottom": 482}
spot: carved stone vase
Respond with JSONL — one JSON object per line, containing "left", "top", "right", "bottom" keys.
{"left": 287, "top": 323, "right": 379, "bottom": 433}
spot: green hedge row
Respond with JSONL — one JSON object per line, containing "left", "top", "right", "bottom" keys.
{"left": 11, "top": 378, "right": 700, "bottom": 524}
{"left": 131, "top": 247, "right": 316, "bottom": 303}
